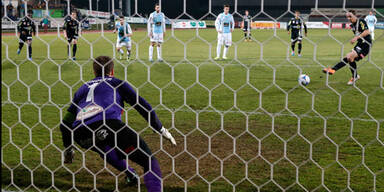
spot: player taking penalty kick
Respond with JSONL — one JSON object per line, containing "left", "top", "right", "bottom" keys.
{"left": 147, "top": 3, "right": 166, "bottom": 62}
{"left": 114, "top": 16, "right": 132, "bottom": 60}
{"left": 214, "top": 4, "right": 234, "bottom": 60}
{"left": 60, "top": 56, "right": 176, "bottom": 191}
{"left": 323, "top": 10, "right": 372, "bottom": 85}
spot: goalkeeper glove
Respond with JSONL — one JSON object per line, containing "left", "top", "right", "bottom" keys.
{"left": 160, "top": 127, "right": 177, "bottom": 145}
{"left": 63, "top": 147, "right": 74, "bottom": 164}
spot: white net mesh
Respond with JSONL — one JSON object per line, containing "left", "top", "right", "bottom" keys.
{"left": 2, "top": 0, "right": 384, "bottom": 191}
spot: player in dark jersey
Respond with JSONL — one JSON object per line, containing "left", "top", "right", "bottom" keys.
{"left": 60, "top": 56, "right": 176, "bottom": 191}
{"left": 63, "top": 11, "right": 80, "bottom": 60}
{"left": 17, "top": 10, "right": 36, "bottom": 61}
{"left": 323, "top": 10, "right": 372, "bottom": 85}
{"left": 287, "top": 11, "right": 307, "bottom": 57}
{"left": 241, "top": 10, "right": 252, "bottom": 41}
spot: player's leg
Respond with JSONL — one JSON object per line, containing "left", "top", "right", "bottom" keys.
{"left": 67, "top": 38, "right": 72, "bottom": 58}
{"left": 215, "top": 33, "right": 222, "bottom": 60}
{"left": 110, "top": 121, "right": 162, "bottom": 191}
{"left": 223, "top": 33, "right": 231, "bottom": 59}
{"left": 243, "top": 29, "right": 247, "bottom": 40}
{"left": 72, "top": 38, "right": 78, "bottom": 60}
{"left": 156, "top": 33, "right": 163, "bottom": 62}
{"left": 247, "top": 29, "right": 252, "bottom": 40}
{"left": 291, "top": 40, "right": 296, "bottom": 56}
{"left": 297, "top": 38, "right": 302, "bottom": 57}
{"left": 27, "top": 38, "right": 32, "bottom": 60}
{"left": 156, "top": 43, "right": 162, "bottom": 62}
{"left": 346, "top": 51, "right": 360, "bottom": 85}
{"left": 17, "top": 35, "right": 25, "bottom": 54}
{"left": 370, "top": 28, "right": 374, "bottom": 40}
{"left": 149, "top": 35, "right": 156, "bottom": 62}
{"left": 126, "top": 42, "right": 131, "bottom": 60}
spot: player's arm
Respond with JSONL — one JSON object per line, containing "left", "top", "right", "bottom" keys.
{"left": 32, "top": 21, "right": 36, "bottom": 36}
{"left": 126, "top": 24, "right": 133, "bottom": 37}
{"left": 59, "top": 110, "right": 76, "bottom": 164}
{"left": 215, "top": 14, "right": 221, "bottom": 32}
{"left": 374, "top": 16, "right": 377, "bottom": 24}
{"left": 118, "top": 81, "right": 176, "bottom": 145}
{"left": 147, "top": 14, "right": 153, "bottom": 37}
{"left": 287, "top": 20, "right": 291, "bottom": 33}
{"left": 231, "top": 15, "right": 235, "bottom": 32}
{"left": 162, "top": 13, "right": 166, "bottom": 36}
{"left": 241, "top": 20, "right": 244, "bottom": 29}
{"left": 63, "top": 21, "right": 68, "bottom": 39}
{"left": 303, "top": 21, "right": 307, "bottom": 36}
{"left": 17, "top": 20, "right": 23, "bottom": 35}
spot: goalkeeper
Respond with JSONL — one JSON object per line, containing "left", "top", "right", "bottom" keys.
{"left": 59, "top": 56, "right": 176, "bottom": 191}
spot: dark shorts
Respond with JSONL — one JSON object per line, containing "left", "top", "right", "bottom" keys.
{"left": 19, "top": 34, "right": 32, "bottom": 43}
{"left": 73, "top": 119, "right": 155, "bottom": 172}
{"left": 353, "top": 42, "right": 370, "bottom": 61}
{"left": 67, "top": 34, "right": 78, "bottom": 43}
{"left": 291, "top": 32, "right": 302, "bottom": 42}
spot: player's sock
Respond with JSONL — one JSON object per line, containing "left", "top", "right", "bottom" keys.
{"left": 349, "top": 61, "right": 358, "bottom": 78}
{"left": 28, "top": 45, "right": 32, "bottom": 58}
{"left": 223, "top": 46, "right": 228, "bottom": 58}
{"left": 298, "top": 43, "right": 302, "bottom": 54}
{"left": 149, "top": 45, "right": 154, "bottom": 60}
{"left": 127, "top": 50, "right": 131, "bottom": 58}
{"left": 244, "top": 32, "right": 247, "bottom": 38}
{"left": 73, "top": 44, "right": 77, "bottom": 58}
{"left": 103, "top": 146, "right": 137, "bottom": 179}
{"left": 119, "top": 49, "right": 124, "bottom": 55}
{"left": 216, "top": 43, "right": 222, "bottom": 58}
{"left": 291, "top": 43, "right": 295, "bottom": 52}
{"left": 143, "top": 158, "right": 162, "bottom": 192}
{"left": 67, "top": 45, "right": 71, "bottom": 58}
{"left": 18, "top": 43, "right": 24, "bottom": 51}
{"left": 157, "top": 45, "right": 162, "bottom": 60}
{"left": 332, "top": 57, "right": 348, "bottom": 71}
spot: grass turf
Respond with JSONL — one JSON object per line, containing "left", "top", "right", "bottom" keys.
{"left": 2, "top": 28, "right": 384, "bottom": 191}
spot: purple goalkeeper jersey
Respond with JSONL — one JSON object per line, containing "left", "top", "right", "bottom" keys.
{"left": 67, "top": 76, "right": 163, "bottom": 132}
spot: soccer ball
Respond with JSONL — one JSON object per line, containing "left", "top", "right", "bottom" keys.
{"left": 298, "top": 74, "right": 310, "bottom": 86}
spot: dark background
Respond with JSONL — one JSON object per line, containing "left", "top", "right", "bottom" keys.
{"left": 72, "top": 0, "right": 383, "bottom": 19}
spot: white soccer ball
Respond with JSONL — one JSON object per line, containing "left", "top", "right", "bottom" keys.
{"left": 298, "top": 74, "right": 310, "bottom": 86}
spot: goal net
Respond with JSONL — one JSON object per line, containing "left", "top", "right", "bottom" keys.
{"left": 2, "top": 0, "right": 384, "bottom": 191}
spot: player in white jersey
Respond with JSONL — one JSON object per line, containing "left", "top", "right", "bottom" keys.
{"left": 147, "top": 3, "right": 166, "bottom": 62}
{"left": 365, "top": 11, "right": 377, "bottom": 40}
{"left": 214, "top": 4, "right": 235, "bottom": 60}
{"left": 113, "top": 16, "right": 133, "bottom": 60}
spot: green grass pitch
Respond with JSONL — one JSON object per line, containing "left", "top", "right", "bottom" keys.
{"left": 2, "top": 28, "right": 384, "bottom": 191}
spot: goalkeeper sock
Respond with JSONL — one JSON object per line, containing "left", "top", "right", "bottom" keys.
{"left": 349, "top": 61, "right": 358, "bottom": 78}
{"left": 298, "top": 43, "right": 302, "bottom": 54}
{"left": 332, "top": 57, "right": 348, "bottom": 71}
{"left": 143, "top": 158, "right": 162, "bottom": 192}
{"left": 216, "top": 43, "right": 222, "bottom": 58}
{"left": 103, "top": 146, "right": 137, "bottom": 179}
{"left": 157, "top": 45, "right": 162, "bottom": 59}
{"left": 73, "top": 44, "right": 77, "bottom": 57}
{"left": 223, "top": 46, "right": 228, "bottom": 58}
{"left": 149, "top": 45, "right": 154, "bottom": 60}
{"left": 28, "top": 45, "right": 32, "bottom": 58}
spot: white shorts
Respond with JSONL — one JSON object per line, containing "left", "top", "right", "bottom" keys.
{"left": 218, "top": 33, "right": 232, "bottom": 46}
{"left": 116, "top": 38, "right": 131, "bottom": 49}
{"left": 150, "top": 33, "right": 164, "bottom": 43}
{"left": 368, "top": 27, "right": 374, "bottom": 32}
